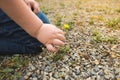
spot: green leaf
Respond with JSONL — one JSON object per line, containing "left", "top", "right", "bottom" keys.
{"left": 3, "top": 67, "right": 14, "bottom": 73}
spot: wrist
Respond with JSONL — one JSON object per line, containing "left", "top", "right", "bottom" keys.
{"left": 34, "top": 21, "right": 44, "bottom": 38}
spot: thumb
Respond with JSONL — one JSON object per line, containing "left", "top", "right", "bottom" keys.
{"left": 46, "top": 44, "right": 57, "bottom": 52}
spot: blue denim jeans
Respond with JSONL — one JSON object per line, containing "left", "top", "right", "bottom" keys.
{"left": 0, "top": 9, "right": 50, "bottom": 54}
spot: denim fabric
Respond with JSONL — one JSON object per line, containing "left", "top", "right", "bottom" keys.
{"left": 0, "top": 9, "right": 50, "bottom": 54}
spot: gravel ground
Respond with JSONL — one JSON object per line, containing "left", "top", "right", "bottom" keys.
{"left": 0, "top": 0, "right": 120, "bottom": 80}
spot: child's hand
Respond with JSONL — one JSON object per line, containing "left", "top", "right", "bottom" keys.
{"left": 36, "top": 24, "right": 66, "bottom": 52}
{"left": 24, "top": 0, "right": 39, "bottom": 14}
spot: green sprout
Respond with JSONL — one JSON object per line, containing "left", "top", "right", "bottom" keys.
{"left": 92, "top": 30, "right": 103, "bottom": 43}
{"left": 92, "top": 30, "right": 118, "bottom": 44}
{"left": 41, "top": 6, "right": 49, "bottom": 14}
{"left": 52, "top": 46, "right": 70, "bottom": 62}
{"left": 105, "top": 36, "right": 118, "bottom": 44}
{"left": 106, "top": 18, "right": 120, "bottom": 29}
{"left": 116, "top": 8, "right": 120, "bottom": 13}
{"left": 0, "top": 54, "right": 30, "bottom": 80}
{"left": 89, "top": 18, "right": 94, "bottom": 25}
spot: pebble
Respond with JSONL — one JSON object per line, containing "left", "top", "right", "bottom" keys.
{"left": 19, "top": 77, "right": 25, "bottom": 80}
{"left": 29, "top": 63, "right": 36, "bottom": 71}
{"left": 26, "top": 72, "right": 32, "bottom": 76}
{"left": 24, "top": 75, "right": 29, "bottom": 80}
{"left": 32, "top": 77, "right": 37, "bottom": 80}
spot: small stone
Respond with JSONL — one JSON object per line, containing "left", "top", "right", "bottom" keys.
{"left": 96, "top": 75, "right": 102, "bottom": 80}
{"left": 86, "top": 77, "right": 91, "bottom": 80}
{"left": 26, "top": 72, "right": 32, "bottom": 76}
{"left": 29, "top": 63, "right": 36, "bottom": 71}
{"left": 117, "top": 78, "right": 120, "bottom": 80}
{"left": 18, "top": 77, "right": 25, "bottom": 80}
{"left": 94, "top": 59, "right": 100, "bottom": 65}
{"left": 111, "top": 52, "right": 117, "bottom": 58}
{"left": 24, "top": 76, "right": 29, "bottom": 80}
{"left": 75, "top": 69, "right": 80, "bottom": 75}
{"left": 29, "top": 77, "right": 32, "bottom": 80}
{"left": 32, "top": 77, "right": 37, "bottom": 80}
{"left": 65, "top": 75, "right": 71, "bottom": 80}
{"left": 111, "top": 45, "right": 117, "bottom": 51}
{"left": 32, "top": 73, "right": 36, "bottom": 77}
{"left": 52, "top": 72, "right": 59, "bottom": 79}
{"left": 91, "top": 76, "right": 97, "bottom": 80}
{"left": 90, "top": 70, "right": 96, "bottom": 76}
{"left": 71, "top": 72, "right": 77, "bottom": 78}
{"left": 98, "top": 70, "right": 104, "bottom": 76}
{"left": 38, "top": 56, "right": 42, "bottom": 59}
{"left": 104, "top": 75, "right": 110, "bottom": 79}
{"left": 115, "top": 68, "right": 120, "bottom": 74}
{"left": 104, "top": 69, "right": 110, "bottom": 74}
{"left": 94, "top": 66, "right": 100, "bottom": 72}
{"left": 36, "top": 70, "right": 40, "bottom": 74}
{"left": 81, "top": 72, "right": 90, "bottom": 78}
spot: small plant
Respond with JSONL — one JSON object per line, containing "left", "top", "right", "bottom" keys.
{"left": 52, "top": 46, "right": 70, "bottom": 62}
{"left": 89, "top": 16, "right": 104, "bottom": 25}
{"left": 58, "top": 72, "right": 65, "bottom": 78}
{"left": 116, "top": 8, "right": 120, "bottom": 13}
{"left": 92, "top": 30, "right": 100, "bottom": 36}
{"left": 73, "top": 12, "right": 79, "bottom": 17}
{"left": 68, "top": 21, "right": 75, "bottom": 27}
{"left": 63, "top": 24, "right": 71, "bottom": 30}
{"left": 41, "top": 6, "right": 49, "bottom": 14}
{"left": 56, "top": 18, "right": 62, "bottom": 26}
{"left": 0, "top": 54, "right": 30, "bottom": 80}
{"left": 71, "top": 61, "right": 77, "bottom": 65}
{"left": 86, "top": 8, "right": 93, "bottom": 12}
{"left": 89, "top": 18, "right": 94, "bottom": 25}
{"left": 63, "top": 21, "right": 74, "bottom": 30}
{"left": 60, "top": 2, "right": 65, "bottom": 8}
{"left": 105, "top": 36, "right": 118, "bottom": 44}
{"left": 106, "top": 18, "right": 120, "bottom": 29}
{"left": 58, "top": 45, "right": 70, "bottom": 54}
{"left": 92, "top": 30, "right": 103, "bottom": 43}
{"left": 53, "top": 54, "right": 64, "bottom": 62}
{"left": 92, "top": 30, "right": 118, "bottom": 44}
{"left": 93, "top": 35, "right": 103, "bottom": 43}
{"left": 75, "top": 1, "right": 82, "bottom": 9}
{"left": 91, "top": 15, "right": 104, "bottom": 21}
{"left": 55, "top": 15, "right": 62, "bottom": 27}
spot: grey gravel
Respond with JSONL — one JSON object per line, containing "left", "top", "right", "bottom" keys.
{"left": 20, "top": 25, "right": 120, "bottom": 80}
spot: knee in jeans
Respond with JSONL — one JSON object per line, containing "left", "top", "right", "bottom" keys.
{"left": 37, "top": 11, "right": 50, "bottom": 24}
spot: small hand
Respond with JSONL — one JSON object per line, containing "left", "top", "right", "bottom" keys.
{"left": 24, "top": 0, "right": 39, "bottom": 14}
{"left": 36, "top": 24, "right": 66, "bottom": 52}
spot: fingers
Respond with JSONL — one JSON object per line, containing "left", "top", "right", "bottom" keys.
{"left": 56, "top": 34, "right": 66, "bottom": 42}
{"left": 46, "top": 39, "right": 65, "bottom": 52}
{"left": 54, "top": 29, "right": 66, "bottom": 42}
{"left": 52, "top": 39, "right": 65, "bottom": 46}
{"left": 54, "top": 29, "right": 65, "bottom": 35}
{"left": 32, "top": 2, "right": 39, "bottom": 14}
{"left": 46, "top": 44, "right": 57, "bottom": 52}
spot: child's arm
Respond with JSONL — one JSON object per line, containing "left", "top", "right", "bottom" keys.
{"left": 0, "top": 0, "right": 65, "bottom": 52}
{"left": 0, "top": 0, "right": 42, "bottom": 37}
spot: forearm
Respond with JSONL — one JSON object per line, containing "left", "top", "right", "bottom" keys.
{"left": 0, "top": 0, "right": 43, "bottom": 38}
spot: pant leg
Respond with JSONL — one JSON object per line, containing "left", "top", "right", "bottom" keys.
{"left": 0, "top": 11, "right": 50, "bottom": 54}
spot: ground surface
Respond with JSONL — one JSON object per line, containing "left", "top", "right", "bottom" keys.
{"left": 0, "top": 0, "right": 120, "bottom": 80}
